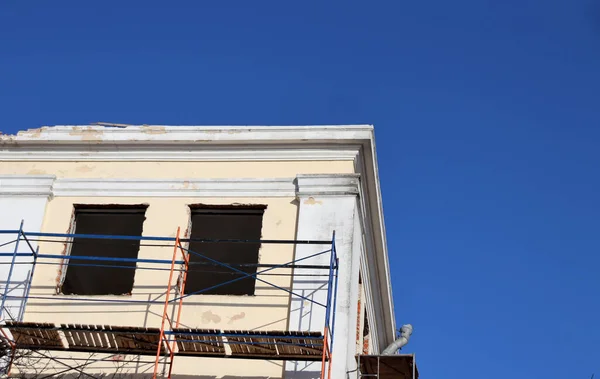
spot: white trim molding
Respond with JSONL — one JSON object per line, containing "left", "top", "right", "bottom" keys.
{"left": 0, "top": 125, "right": 374, "bottom": 145}
{"left": 0, "top": 147, "right": 360, "bottom": 162}
{"left": 0, "top": 175, "right": 55, "bottom": 197}
{"left": 53, "top": 178, "right": 297, "bottom": 198}
{"left": 295, "top": 174, "right": 360, "bottom": 197}
{"left": 50, "top": 175, "right": 361, "bottom": 198}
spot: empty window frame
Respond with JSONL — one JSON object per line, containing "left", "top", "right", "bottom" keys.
{"left": 184, "top": 205, "right": 265, "bottom": 296}
{"left": 60, "top": 205, "right": 147, "bottom": 296}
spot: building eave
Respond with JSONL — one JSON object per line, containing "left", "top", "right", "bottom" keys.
{"left": 0, "top": 124, "right": 375, "bottom": 145}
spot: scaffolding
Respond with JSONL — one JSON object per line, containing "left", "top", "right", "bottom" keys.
{"left": 0, "top": 221, "right": 339, "bottom": 378}
{"left": 356, "top": 354, "right": 418, "bottom": 379}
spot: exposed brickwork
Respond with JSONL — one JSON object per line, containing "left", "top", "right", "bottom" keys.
{"left": 357, "top": 298, "right": 370, "bottom": 354}
{"left": 356, "top": 299, "right": 361, "bottom": 342}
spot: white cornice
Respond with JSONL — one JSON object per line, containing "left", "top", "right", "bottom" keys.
{"left": 51, "top": 175, "right": 362, "bottom": 198}
{"left": 0, "top": 175, "right": 55, "bottom": 197}
{"left": 1, "top": 125, "right": 367, "bottom": 161}
{"left": 295, "top": 174, "right": 360, "bottom": 197}
{"left": 53, "top": 178, "right": 296, "bottom": 197}
{"left": 0, "top": 125, "right": 374, "bottom": 145}
{"left": 0, "top": 146, "right": 360, "bottom": 162}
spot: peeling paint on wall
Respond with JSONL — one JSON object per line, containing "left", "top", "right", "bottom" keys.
{"left": 75, "top": 164, "right": 95, "bottom": 173}
{"left": 303, "top": 197, "right": 322, "bottom": 205}
{"left": 201, "top": 310, "right": 222, "bottom": 324}
{"left": 228, "top": 312, "right": 246, "bottom": 324}
{"left": 55, "top": 209, "right": 76, "bottom": 293}
{"left": 180, "top": 180, "right": 198, "bottom": 189}
{"left": 68, "top": 127, "right": 104, "bottom": 141}
{"left": 27, "top": 169, "right": 47, "bottom": 175}
{"left": 18, "top": 127, "right": 44, "bottom": 138}
{"left": 140, "top": 125, "right": 167, "bottom": 135}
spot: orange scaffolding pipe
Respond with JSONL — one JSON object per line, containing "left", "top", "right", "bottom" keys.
{"left": 167, "top": 240, "right": 190, "bottom": 378}
{"left": 153, "top": 227, "right": 181, "bottom": 379}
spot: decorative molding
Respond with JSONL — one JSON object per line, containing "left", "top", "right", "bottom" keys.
{"left": 0, "top": 147, "right": 360, "bottom": 162}
{"left": 51, "top": 174, "right": 363, "bottom": 198}
{"left": 0, "top": 175, "right": 55, "bottom": 197}
{"left": 1, "top": 125, "right": 374, "bottom": 145}
{"left": 53, "top": 178, "right": 297, "bottom": 198}
{"left": 295, "top": 174, "right": 360, "bottom": 197}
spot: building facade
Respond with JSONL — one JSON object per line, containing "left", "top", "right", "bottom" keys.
{"left": 0, "top": 125, "right": 396, "bottom": 379}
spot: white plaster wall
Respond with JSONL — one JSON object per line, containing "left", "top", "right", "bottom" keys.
{"left": 285, "top": 175, "right": 362, "bottom": 379}
{"left": 0, "top": 176, "right": 53, "bottom": 322}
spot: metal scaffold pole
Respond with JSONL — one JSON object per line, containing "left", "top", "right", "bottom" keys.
{"left": 153, "top": 227, "right": 181, "bottom": 379}
{"left": 0, "top": 220, "right": 23, "bottom": 321}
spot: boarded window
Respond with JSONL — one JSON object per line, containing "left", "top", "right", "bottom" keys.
{"left": 60, "top": 206, "right": 147, "bottom": 296}
{"left": 185, "top": 205, "right": 265, "bottom": 296}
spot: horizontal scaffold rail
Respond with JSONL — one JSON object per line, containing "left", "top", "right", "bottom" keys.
{"left": 0, "top": 230, "right": 332, "bottom": 245}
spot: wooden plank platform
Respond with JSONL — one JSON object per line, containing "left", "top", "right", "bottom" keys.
{"left": 2, "top": 322, "right": 325, "bottom": 361}
{"left": 5, "top": 321, "right": 65, "bottom": 350}
{"left": 275, "top": 330, "right": 324, "bottom": 359}
{"left": 172, "top": 328, "right": 225, "bottom": 357}
{"left": 226, "top": 330, "right": 324, "bottom": 361}
{"left": 61, "top": 324, "right": 165, "bottom": 355}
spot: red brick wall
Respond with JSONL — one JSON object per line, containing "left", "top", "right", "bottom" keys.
{"left": 356, "top": 298, "right": 370, "bottom": 354}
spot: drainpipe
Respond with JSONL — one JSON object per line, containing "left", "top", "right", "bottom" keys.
{"left": 382, "top": 324, "right": 413, "bottom": 355}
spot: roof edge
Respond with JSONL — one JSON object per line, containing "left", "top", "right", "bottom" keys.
{"left": 1, "top": 124, "right": 374, "bottom": 143}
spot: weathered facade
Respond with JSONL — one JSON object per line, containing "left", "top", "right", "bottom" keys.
{"left": 0, "top": 125, "right": 395, "bottom": 378}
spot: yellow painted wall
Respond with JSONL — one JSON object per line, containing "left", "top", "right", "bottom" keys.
{"left": 0, "top": 160, "right": 354, "bottom": 178}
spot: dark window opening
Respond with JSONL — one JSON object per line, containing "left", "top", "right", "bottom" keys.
{"left": 60, "top": 205, "right": 147, "bottom": 296}
{"left": 185, "top": 205, "right": 265, "bottom": 296}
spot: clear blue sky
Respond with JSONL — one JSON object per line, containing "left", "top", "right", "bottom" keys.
{"left": 1, "top": 1, "right": 599, "bottom": 377}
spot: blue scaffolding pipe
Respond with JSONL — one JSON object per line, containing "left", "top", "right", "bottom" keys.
{"left": 3, "top": 294, "right": 166, "bottom": 305}
{"left": 0, "top": 253, "right": 330, "bottom": 271}
{"left": 20, "top": 231, "right": 37, "bottom": 255}
{"left": 170, "top": 246, "right": 330, "bottom": 307}
{"left": 1, "top": 249, "right": 334, "bottom": 307}
{"left": 171, "top": 247, "right": 331, "bottom": 301}
{"left": 20, "top": 245, "right": 39, "bottom": 321}
{"left": 0, "top": 220, "right": 23, "bottom": 317}
{"left": 33, "top": 261, "right": 184, "bottom": 272}
{"left": 331, "top": 238, "right": 339, "bottom": 329}
{"left": 0, "top": 253, "right": 185, "bottom": 266}
{"left": 0, "top": 239, "right": 18, "bottom": 249}
{"left": 3, "top": 261, "right": 330, "bottom": 277}
{"left": 162, "top": 338, "right": 325, "bottom": 350}
{"left": 0, "top": 230, "right": 333, "bottom": 246}
{"left": 323, "top": 231, "right": 336, "bottom": 335}
{"left": 163, "top": 331, "right": 325, "bottom": 339}
{"left": 330, "top": 261, "right": 339, "bottom": 346}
